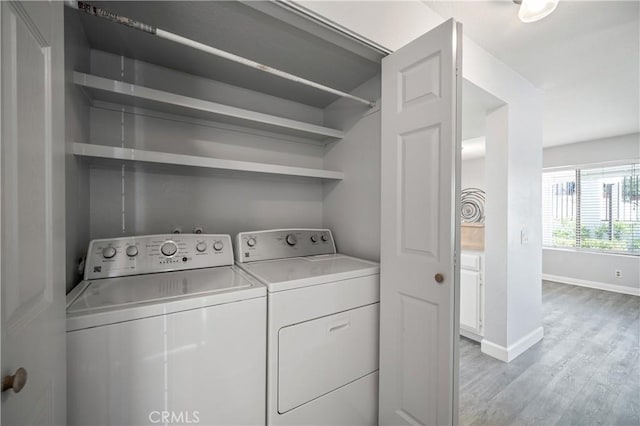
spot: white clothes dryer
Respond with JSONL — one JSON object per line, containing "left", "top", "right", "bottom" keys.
{"left": 66, "top": 234, "right": 266, "bottom": 426}
{"left": 235, "top": 229, "right": 380, "bottom": 426}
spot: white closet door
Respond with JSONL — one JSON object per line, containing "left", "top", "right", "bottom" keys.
{"left": 379, "top": 19, "right": 462, "bottom": 426}
{"left": 1, "top": 1, "right": 66, "bottom": 424}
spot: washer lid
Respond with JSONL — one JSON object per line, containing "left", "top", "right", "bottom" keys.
{"left": 237, "top": 254, "right": 379, "bottom": 292}
{"left": 66, "top": 266, "right": 264, "bottom": 331}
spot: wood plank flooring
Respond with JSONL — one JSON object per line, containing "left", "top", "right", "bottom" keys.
{"left": 459, "top": 280, "right": 640, "bottom": 426}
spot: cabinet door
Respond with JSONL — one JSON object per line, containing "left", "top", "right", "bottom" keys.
{"left": 460, "top": 270, "right": 481, "bottom": 333}
{"left": 379, "top": 18, "right": 462, "bottom": 426}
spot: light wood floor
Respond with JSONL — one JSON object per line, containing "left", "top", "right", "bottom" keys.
{"left": 459, "top": 280, "right": 640, "bottom": 426}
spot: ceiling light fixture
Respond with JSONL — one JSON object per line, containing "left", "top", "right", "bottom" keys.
{"left": 513, "top": 0, "right": 559, "bottom": 23}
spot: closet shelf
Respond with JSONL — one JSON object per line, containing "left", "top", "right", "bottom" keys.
{"left": 70, "top": 143, "right": 345, "bottom": 181}
{"left": 73, "top": 72, "right": 345, "bottom": 142}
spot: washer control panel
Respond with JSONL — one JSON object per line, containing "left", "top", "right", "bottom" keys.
{"left": 84, "top": 234, "right": 233, "bottom": 280}
{"left": 235, "top": 229, "right": 336, "bottom": 263}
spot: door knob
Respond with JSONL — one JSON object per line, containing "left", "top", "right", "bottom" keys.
{"left": 2, "top": 367, "right": 27, "bottom": 393}
{"left": 434, "top": 273, "right": 444, "bottom": 283}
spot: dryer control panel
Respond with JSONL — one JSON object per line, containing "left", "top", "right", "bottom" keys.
{"left": 84, "top": 234, "right": 233, "bottom": 280}
{"left": 235, "top": 229, "right": 336, "bottom": 263}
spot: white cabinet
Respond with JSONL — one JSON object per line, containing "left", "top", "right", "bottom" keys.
{"left": 460, "top": 251, "right": 484, "bottom": 340}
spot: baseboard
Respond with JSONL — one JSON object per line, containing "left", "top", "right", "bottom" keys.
{"left": 460, "top": 327, "right": 483, "bottom": 343}
{"left": 542, "top": 274, "right": 640, "bottom": 296}
{"left": 481, "top": 326, "right": 544, "bottom": 363}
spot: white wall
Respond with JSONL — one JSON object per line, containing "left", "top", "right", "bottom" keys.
{"left": 543, "top": 250, "right": 639, "bottom": 294}
{"left": 544, "top": 132, "right": 639, "bottom": 169}
{"left": 462, "top": 32, "right": 544, "bottom": 353}
{"left": 482, "top": 101, "right": 546, "bottom": 354}
{"left": 458, "top": 133, "right": 640, "bottom": 293}
{"left": 461, "top": 157, "right": 485, "bottom": 191}
{"left": 298, "top": 0, "right": 544, "bottom": 359}
{"left": 542, "top": 133, "right": 640, "bottom": 294}
{"left": 484, "top": 106, "right": 510, "bottom": 348}
{"left": 462, "top": 32, "right": 544, "bottom": 357}
{"left": 502, "top": 96, "right": 544, "bottom": 349}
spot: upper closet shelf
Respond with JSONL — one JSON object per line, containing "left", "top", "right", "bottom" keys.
{"left": 73, "top": 72, "right": 345, "bottom": 142}
{"left": 70, "top": 143, "right": 344, "bottom": 181}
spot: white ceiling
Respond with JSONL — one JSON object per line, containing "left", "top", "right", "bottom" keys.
{"left": 425, "top": 0, "right": 640, "bottom": 147}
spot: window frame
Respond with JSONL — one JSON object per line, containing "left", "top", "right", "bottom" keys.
{"left": 542, "top": 160, "right": 640, "bottom": 257}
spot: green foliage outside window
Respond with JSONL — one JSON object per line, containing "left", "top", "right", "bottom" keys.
{"left": 551, "top": 220, "right": 638, "bottom": 253}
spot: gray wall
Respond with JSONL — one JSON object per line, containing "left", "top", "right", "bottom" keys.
{"left": 64, "top": 10, "right": 91, "bottom": 291}
{"left": 66, "top": 42, "right": 384, "bottom": 291}
{"left": 542, "top": 133, "right": 640, "bottom": 292}
{"left": 89, "top": 50, "right": 324, "bottom": 126}
{"left": 62, "top": 49, "right": 340, "bottom": 291}
{"left": 323, "top": 76, "right": 381, "bottom": 262}
{"left": 86, "top": 51, "right": 326, "bottom": 242}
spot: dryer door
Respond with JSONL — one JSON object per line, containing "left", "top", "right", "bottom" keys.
{"left": 278, "top": 303, "right": 379, "bottom": 413}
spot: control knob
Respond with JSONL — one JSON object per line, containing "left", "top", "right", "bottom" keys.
{"left": 102, "top": 247, "right": 116, "bottom": 259}
{"left": 161, "top": 241, "right": 178, "bottom": 257}
{"left": 126, "top": 245, "right": 138, "bottom": 257}
{"left": 286, "top": 234, "right": 297, "bottom": 246}
{"left": 213, "top": 241, "right": 224, "bottom": 251}
{"left": 310, "top": 234, "right": 318, "bottom": 243}
{"left": 321, "top": 233, "right": 329, "bottom": 242}
{"left": 196, "top": 242, "right": 207, "bottom": 253}
{"left": 247, "top": 238, "right": 256, "bottom": 248}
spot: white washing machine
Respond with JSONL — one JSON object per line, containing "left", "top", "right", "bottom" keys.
{"left": 235, "top": 229, "right": 380, "bottom": 426}
{"left": 66, "top": 234, "right": 266, "bottom": 426}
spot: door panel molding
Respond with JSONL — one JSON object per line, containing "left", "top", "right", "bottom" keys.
{"left": 3, "top": 2, "right": 53, "bottom": 338}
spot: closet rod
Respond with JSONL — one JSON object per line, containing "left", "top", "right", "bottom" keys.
{"left": 65, "top": 1, "right": 376, "bottom": 108}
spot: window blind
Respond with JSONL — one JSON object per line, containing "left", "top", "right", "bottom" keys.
{"left": 579, "top": 164, "right": 639, "bottom": 254}
{"left": 542, "top": 163, "right": 639, "bottom": 255}
{"left": 542, "top": 170, "right": 577, "bottom": 248}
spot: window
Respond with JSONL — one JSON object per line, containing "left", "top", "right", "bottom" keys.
{"left": 542, "top": 163, "right": 639, "bottom": 255}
